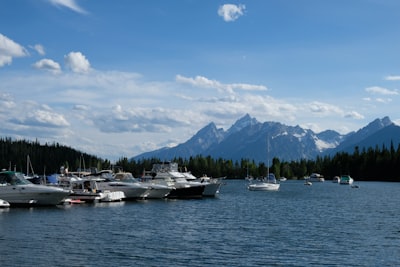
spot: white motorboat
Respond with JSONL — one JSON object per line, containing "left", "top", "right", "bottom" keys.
{"left": 0, "top": 198, "right": 10, "bottom": 208}
{"left": 182, "top": 171, "right": 224, "bottom": 197}
{"left": 340, "top": 175, "right": 354, "bottom": 185}
{"left": 332, "top": 176, "right": 340, "bottom": 183}
{"left": 0, "top": 171, "right": 70, "bottom": 206}
{"left": 88, "top": 170, "right": 170, "bottom": 199}
{"left": 59, "top": 175, "right": 125, "bottom": 203}
{"left": 308, "top": 173, "right": 325, "bottom": 182}
{"left": 248, "top": 174, "right": 280, "bottom": 191}
{"left": 144, "top": 162, "right": 205, "bottom": 199}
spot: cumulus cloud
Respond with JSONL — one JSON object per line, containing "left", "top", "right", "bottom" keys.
{"left": 0, "top": 33, "right": 28, "bottom": 67}
{"left": 64, "top": 51, "right": 91, "bottom": 73}
{"left": 176, "top": 74, "right": 267, "bottom": 93}
{"left": 33, "top": 58, "right": 61, "bottom": 74}
{"left": 218, "top": 4, "right": 245, "bottom": 22}
{"left": 49, "top": 0, "right": 88, "bottom": 14}
{"left": 365, "top": 86, "right": 398, "bottom": 95}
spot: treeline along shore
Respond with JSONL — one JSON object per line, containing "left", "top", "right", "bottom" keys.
{"left": 1, "top": 137, "right": 399, "bottom": 182}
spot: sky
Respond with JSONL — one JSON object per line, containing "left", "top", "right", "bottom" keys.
{"left": 1, "top": 0, "right": 400, "bottom": 161}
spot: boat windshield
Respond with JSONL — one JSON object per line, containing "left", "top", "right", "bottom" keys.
{"left": 0, "top": 172, "right": 32, "bottom": 185}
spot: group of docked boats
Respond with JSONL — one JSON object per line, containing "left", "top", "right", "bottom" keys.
{"left": 304, "top": 173, "right": 356, "bottom": 186}
{"left": 0, "top": 162, "right": 225, "bottom": 208}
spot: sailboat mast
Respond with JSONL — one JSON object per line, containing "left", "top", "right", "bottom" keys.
{"left": 267, "top": 135, "right": 269, "bottom": 176}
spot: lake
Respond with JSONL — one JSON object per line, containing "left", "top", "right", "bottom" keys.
{"left": 1, "top": 180, "right": 399, "bottom": 267}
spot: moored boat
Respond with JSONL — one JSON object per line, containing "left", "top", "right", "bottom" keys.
{"left": 0, "top": 198, "right": 10, "bottom": 208}
{"left": 332, "top": 176, "right": 340, "bottom": 183}
{"left": 182, "top": 172, "right": 224, "bottom": 197}
{"left": 308, "top": 173, "right": 325, "bottom": 182}
{"left": 248, "top": 173, "right": 280, "bottom": 191}
{"left": 340, "top": 175, "right": 354, "bottom": 185}
{"left": 144, "top": 162, "right": 205, "bottom": 199}
{"left": 0, "top": 170, "right": 71, "bottom": 206}
{"left": 59, "top": 174, "right": 125, "bottom": 203}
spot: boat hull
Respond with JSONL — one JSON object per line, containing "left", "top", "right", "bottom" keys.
{"left": 0, "top": 184, "right": 70, "bottom": 206}
{"left": 145, "top": 184, "right": 172, "bottom": 199}
{"left": 167, "top": 185, "right": 205, "bottom": 199}
{"left": 202, "top": 182, "right": 222, "bottom": 197}
{"left": 248, "top": 182, "right": 280, "bottom": 191}
{"left": 97, "top": 181, "right": 150, "bottom": 200}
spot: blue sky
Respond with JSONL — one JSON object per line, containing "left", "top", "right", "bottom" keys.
{"left": 1, "top": 0, "right": 400, "bottom": 161}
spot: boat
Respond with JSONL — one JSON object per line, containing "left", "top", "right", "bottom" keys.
{"left": 304, "top": 179, "right": 312, "bottom": 186}
{"left": 182, "top": 171, "right": 224, "bottom": 197}
{"left": 308, "top": 173, "right": 325, "bottom": 182}
{"left": 87, "top": 170, "right": 150, "bottom": 199}
{"left": 248, "top": 136, "right": 280, "bottom": 192}
{"left": 279, "top": 177, "right": 287, "bottom": 182}
{"left": 248, "top": 174, "right": 280, "bottom": 191}
{"left": 248, "top": 173, "right": 280, "bottom": 191}
{"left": 58, "top": 171, "right": 125, "bottom": 203}
{"left": 0, "top": 170, "right": 71, "bottom": 206}
{"left": 332, "top": 176, "right": 340, "bottom": 183}
{"left": 144, "top": 162, "right": 205, "bottom": 199}
{"left": 340, "top": 175, "right": 354, "bottom": 185}
{"left": 0, "top": 199, "right": 10, "bottom": 208}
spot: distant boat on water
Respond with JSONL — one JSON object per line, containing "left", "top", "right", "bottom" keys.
{"left": 340, "top": 175, "right": 354, "bottom": 185}
{"left": 248, "top": 173, "right": 280, "bottom": 191}
{"left": 332, "top": 176, "right": 340, "bottom": 183}
{"left": 308, "top": 173, "right": 325, "bottom": 182}
{"left": 248, "top": 136, "right": 280, "bottom": 191}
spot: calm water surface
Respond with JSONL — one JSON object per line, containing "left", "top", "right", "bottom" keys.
{"left": 1, "top": 180, "right": 399, "bottom": 267}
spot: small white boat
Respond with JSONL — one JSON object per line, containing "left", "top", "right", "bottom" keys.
{"left": 0, "top": 199, "right": 10, "bottom": 208}
{"left": 248, "top": 174, "right": 280, "bottom": 191}
{"left": 279, "top": 177, "right": 287, "bottom": 182}
{"left": 304, "top": 180, "right": 312, "bottom": 186}
{"left": 309, "top": 173, "right": 325, "bottom": 182}
{"left": 340, "top": 175, "right": 354, "bottom": 185}
{"left": 332, "top": 176, "right": 340, "bottom": 183}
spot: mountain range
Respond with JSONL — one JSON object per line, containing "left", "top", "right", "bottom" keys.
{"left": 133, "top": 114, "right": 400, "bottom": 163}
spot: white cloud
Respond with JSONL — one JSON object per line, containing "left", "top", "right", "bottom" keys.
{"left": 31, "top": 44, "right": 45, "bottom": 56}
{"left": 384, "top": 75, "right": 400, "bottom": 81}
{"left": 344, "top": 111, "right": 364, "bottom": 119}
{"left": 308, "top": 101, "right": 343, "bottom": 115}
{"left": 64, "top": 51, "right": 91, "bottom": 73}
{"left": 0, "top": 68, "right": 388, "bottom": 160}
{"left": 365, "top": 86, "right": 399, "bottom": 95}
{"left": 33, "top": 58, "right": 61, "bottom": 74}
{"left": 176, "top": 74, "right": 267, "bottom": 93}
{"left": 49, "top": 0, "right": 88, "bottom": 14}
{"left": 218, "top": 4, "right": 245, "bottom": 22}
{"left": 0, "top": 33, "right": 28, "bottom": 67}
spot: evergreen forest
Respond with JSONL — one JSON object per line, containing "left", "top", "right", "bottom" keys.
{"left": 1, "top": 137, "right": 399, "bottom": 182}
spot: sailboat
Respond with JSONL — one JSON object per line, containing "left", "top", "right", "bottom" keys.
{"left": 248, "top": 136, "right": 280, "bottom": 191}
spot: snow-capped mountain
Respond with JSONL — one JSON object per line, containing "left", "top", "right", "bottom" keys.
{"left": 132, "top": 114, "right": 398, "bottom": 163}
